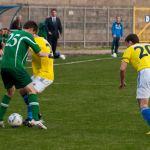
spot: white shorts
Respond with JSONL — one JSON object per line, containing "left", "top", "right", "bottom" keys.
{"left": 31, "top": 76, "right": 53, "bottom": 93}
{"left": 137, "top": 68, "right": 150, "bottom": 99}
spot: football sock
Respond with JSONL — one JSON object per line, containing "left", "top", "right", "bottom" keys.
{"left": 0, "top": 95, "right": 11, "bottom": 121}
{"left": 23, "top": 94, "right": 29, "bottom": 105}
{"left": 141, "top": 107, "right": 150, "bottom": 125}
{"left": 22, "top": 94, "right": 33, "bottom": 120}
{"left": 28, "top": 94, "right": 39, "bottom": 121}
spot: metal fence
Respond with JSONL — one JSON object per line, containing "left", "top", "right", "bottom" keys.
{"left": 20, "top": 6, "right": 133, "bottom": 48}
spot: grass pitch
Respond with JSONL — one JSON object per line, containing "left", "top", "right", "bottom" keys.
{"left": 0, "top": 54, "right": 150, "bottom": 150}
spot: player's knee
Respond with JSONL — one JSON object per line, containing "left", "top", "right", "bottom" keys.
{"left": 7, "top": 86, "right": 15, "bottom": 97}
{"left": 24, "top": 83, "right": 38, "bottom": 94}
{"left": 139, "top": 99, "right": 149, "bottom": 108}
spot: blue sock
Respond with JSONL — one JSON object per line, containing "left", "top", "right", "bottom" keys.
{"left": 23, "top": 94, "right": 33, "bottom": 120}
{"left": 141, "top": 107, "right": 150, "bottom": 125}
{"left": 27, "top": 105, "right": 33, "bottom": 120}
{"left": 23, "top": 94, "right": 29, "bottom": 105}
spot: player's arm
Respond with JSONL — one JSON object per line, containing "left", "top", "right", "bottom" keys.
{"left": 120, "top": 60, "right": 128, "bottom": 89}
{"left": 25, "top": 34, "right": 50, "bottom": 57}
{"left": 120, "top": 23, "right": 124, "bottom": 40}
{"left": 0, "top": 41, "right": 4, "bottom": 56}
{"left": 119, "top": 47, "right": 131, "bottom": 89}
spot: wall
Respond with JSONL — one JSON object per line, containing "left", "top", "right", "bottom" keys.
{"left": 0, "top": 0, "right": 150, "bottom": 7}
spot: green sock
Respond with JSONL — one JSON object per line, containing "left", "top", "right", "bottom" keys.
{"left": 28, "top": 94, "right": 39, "bottom": 121}
{"left": 0, "top": 95, "right": 11, "bottom": 121}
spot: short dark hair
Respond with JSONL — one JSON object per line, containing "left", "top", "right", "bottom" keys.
{"left": 51, "top": 8, "right": 57, "bottom": 12}
{"left": 23, "top": 21, "right": 38, "bottom": 33}
{"left": 125, "top": 34, "right": 139, "bottom": 44}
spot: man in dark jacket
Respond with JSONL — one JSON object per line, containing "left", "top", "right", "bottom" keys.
{"left": 10, "top": 15, "right": 22, "bottom": 30}
{"left": 45, "top": 8, "right": 62, "bottom": 55}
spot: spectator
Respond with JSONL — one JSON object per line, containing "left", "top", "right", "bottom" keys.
{"left": 0, "top": 28, "right": 10, "bottom": 56}
{"left": 10, "top": 15, "right": 22, "bottom": 30}
{"left": 0, "top": 22, "right": 3, "bottom": 29}
{"left": 45, "top": 8, "right": 62, "bottom": 55}
{"left": 111, "top": 16, "right": 124, "bottom": 57}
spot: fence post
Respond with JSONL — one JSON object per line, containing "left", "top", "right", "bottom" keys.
{"left": 83, "top": 7, "right": 86, "bottom": 48}
{"left": 63, "top": 7, "right": 66, "bottom": 49}
{"left": 28, "top": 5, "right": 31, "bottom": 20}
{"left": 48, "top": 6, "right": 50, "bottom": 17}
{"left": 107, "top": 7, "right": 110, "bottom": 47}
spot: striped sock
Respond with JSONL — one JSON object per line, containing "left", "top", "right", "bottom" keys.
{"left": 28, "top": 94, "right": 39, "bottom": 121}
{"left": 22, "top": 94, "right": 33, "bottom": 120}
{"left": 0, "top": 95, "right": 11, "bottom": 121}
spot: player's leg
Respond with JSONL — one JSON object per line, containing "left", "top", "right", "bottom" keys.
{"left": 20, "top": 88, "right": 33, "bottom": 121}
{"left": 52, "top": 37, "right": 57, "bottom": 55}
{"left": 137, "top": 69, "right": 150, "bottom": 126}
{"left": 138, "top": 99, "right": 150, "bottom": 125}
{"left": 22, "top": 77, "right": 53, "bottom": 121}
{"left": 14, "top": 68, "right": 47, "bottom": 129}
{"left": 115, "top": 37, "right": 120, "bottom": 54}
{"left": 0, "top": 86, "right": 15, "bottom": 127}
{"left": 13, "top": 68, "right": 40, "bottom": 121}
{"left": 0, "top": 69, "right": 16, "bottom": 127}
{"left": 23, "top": 83, "right": 40, "bottom": 121}
{"left": 111, "top": 37, "right": 115, "bottom": 54}
{"left": 23, "top": 84, "right": 47, "bottom": 129}
{"left": 114, "top": 37, "right": 120, "bottom": 54}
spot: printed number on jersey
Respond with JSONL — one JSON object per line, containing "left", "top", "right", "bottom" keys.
{"left": 134, "top": 45, "right": 150, "bottom": 59}
{"left": 5, "top": 33, "right": 21, "bottom": 47}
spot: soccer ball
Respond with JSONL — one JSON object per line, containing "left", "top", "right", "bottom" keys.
{"left": 8, "top": 113, "right": 23, "bottom": 127}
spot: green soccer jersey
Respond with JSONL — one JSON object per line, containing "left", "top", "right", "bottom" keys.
{"left": 1, "top": 30, "right": 41, "bottom": 69}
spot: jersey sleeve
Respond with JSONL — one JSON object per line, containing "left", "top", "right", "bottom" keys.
{"left": 111, "top": 22, "right": 115, "bottom": 36}
{"left": 120, "top": 23, "right": 124, "bottom": 37}
{"left": 122, "top": 47, "right": 132, "bottom": 63}
{"left": 25, "top": 33, "right": 41, "bottom": 54}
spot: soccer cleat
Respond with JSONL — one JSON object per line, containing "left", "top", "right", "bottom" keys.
{"left": 60, "top": 54, "right": 66, "bottom": 60}
{"left": 0, "top": 121, "right": 5, "bottom": 128}
{"left": 146, "top": 131, "right": 150, "bottom": 135}
{"left": 29, "top": 119, "right": 47, "bottom": 130}
{"left": 23, "top": 118, "right": 33, "bottom": 127}
{"left": 111, "top": 53, "right": 117, "bottom": 58}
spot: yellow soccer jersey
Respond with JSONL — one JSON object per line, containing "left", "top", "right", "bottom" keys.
{"left": 31, "top": 36, "right": 54, "bottom": 80}
{"left": 122, "top": 43, "right": 150, "bottom": 72}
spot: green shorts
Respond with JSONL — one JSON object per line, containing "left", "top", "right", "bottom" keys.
{"left": 1, "top": 68, "right": 32, "bottom": 89}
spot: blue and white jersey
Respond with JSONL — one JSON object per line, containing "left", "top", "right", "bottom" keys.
{"left": 111, "top": 22, "right": 123, "bottom": 38}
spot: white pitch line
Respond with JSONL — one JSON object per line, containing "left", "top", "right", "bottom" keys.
{"left": 26, "top": 57, "right": 118, "bottom": 69}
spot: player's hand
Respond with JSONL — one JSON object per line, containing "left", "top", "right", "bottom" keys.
{"left": 119, "top": 82, "right": 126, "bottom": 89}
{"left": 120, "top": 37, "right": 123, "bottom": 41}
{"left": 48, "top": 53, "right": 54, "bottom": 59}
{"left": 0, "top": 49, "right": 4, "bottom": 56}
{"left": 113, "top": 35, "right": 116, "bottom": 38}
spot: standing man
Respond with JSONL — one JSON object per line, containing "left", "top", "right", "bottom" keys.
{"left": 0, "top": 21, "right": 49, "bottom": 129}
{"left": 10, "top": 15, "right": 23, "bottom": 30}
{"left": 111, "top": 16, "right": 124, "bottom": 57}
{"left": 45, "top": 8, "right": 63, "bottom": 57}
{"left": 120, "top": 34, "right": 150, "bottom": 133}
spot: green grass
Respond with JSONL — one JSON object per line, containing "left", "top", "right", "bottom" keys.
{"left": 0, "top": 54, "right": 150, "bottom": 150}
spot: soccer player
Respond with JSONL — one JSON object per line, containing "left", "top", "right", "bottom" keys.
{"left": 120, "top": 34, "right": 150, "bottom": 131}
{"left": 0, "top": 21, "right": 50, "bottom": 129}
{"left": 20, "top": 34, "right": 54, "bottom": 125}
